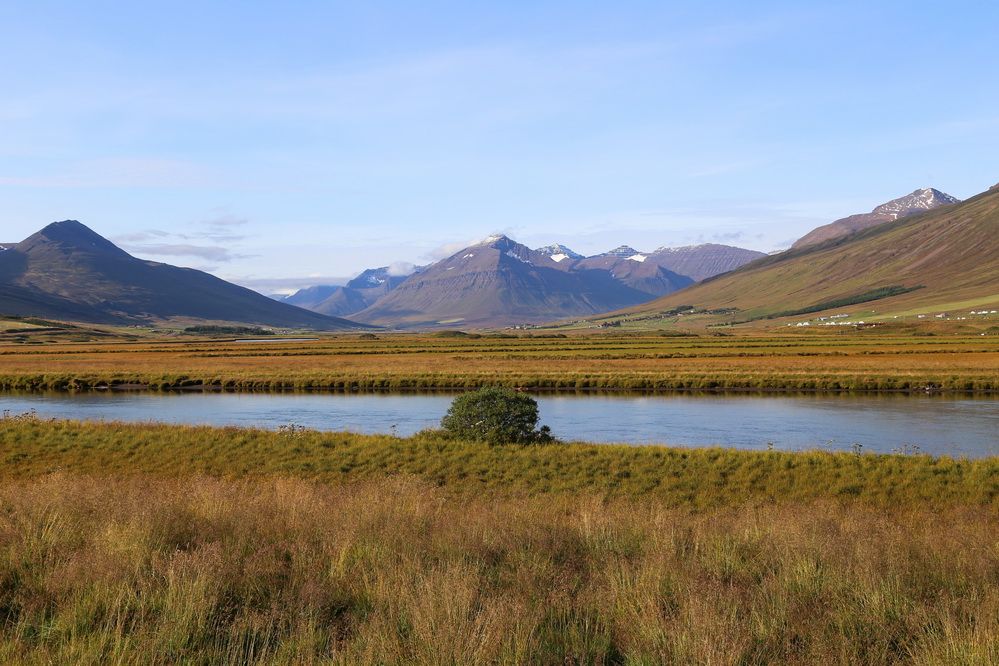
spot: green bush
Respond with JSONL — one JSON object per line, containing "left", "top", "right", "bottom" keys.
{"left": 441, "top": 387, "right": 554, "bottom": 444}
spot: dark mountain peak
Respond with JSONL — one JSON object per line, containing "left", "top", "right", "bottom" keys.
{"left": 345, "top": 265, "right": 416, "bottom": 291}
{"left": 346, "top": 267, "right": 393, "bottom": 289}
{"left": 19, "top": 220, "right": 129, "bottom": 257}
{"left": 1, "top": 219, "right": 363, "bottom": 330}
{"left": 604, "top": 245, "right": 640, "bottom": 258}
{"left": 448, "top": 234, "right": 542, "bottom": 265}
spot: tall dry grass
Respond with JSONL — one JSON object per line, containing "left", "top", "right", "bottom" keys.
{"left": 0, "top": 475, "right": 997, "bottom": 664}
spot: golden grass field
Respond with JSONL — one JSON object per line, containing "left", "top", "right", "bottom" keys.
{"left": 0, "top": 418, "right": 997, "bottom": 664}
{"left": 1, "top": 328, "right": 998, "bottom": 391}
{"left": 2, "top": 327, "right": 998, "bottom": 663}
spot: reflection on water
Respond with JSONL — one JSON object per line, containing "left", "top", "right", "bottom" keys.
{"left": 1, "top": 391, "right": 997, "bottom": 458}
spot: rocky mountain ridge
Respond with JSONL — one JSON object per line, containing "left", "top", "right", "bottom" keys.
{"left": 792, "top": 187, "right": 960, "bottom": 249}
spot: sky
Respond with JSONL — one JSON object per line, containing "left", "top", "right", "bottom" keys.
{"left": 1, "top": 1, "right": 997, "bottom": 294}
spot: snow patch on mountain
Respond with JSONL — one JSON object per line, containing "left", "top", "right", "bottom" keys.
{"left": 476, "top": 234, "right": 508, "bottom": 246}
{"left": 873, "top": 188, "right": 960, "bottom": 219}
{"left": 535, "top": 243, "right": 582, "bottom": 260}
{"left": 627, "top": 254, "right": 647, "bottom": 262}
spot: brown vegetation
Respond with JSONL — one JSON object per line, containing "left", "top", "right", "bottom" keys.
{"left": 0, "top": 474, "right": 996, "bottom": 664}
{"left": 0, "top": 331, "right": 997, "bottom": 392}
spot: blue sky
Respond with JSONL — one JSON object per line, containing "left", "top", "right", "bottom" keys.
{"left": 1, "top": 1, "right": 997, "bottom": 294}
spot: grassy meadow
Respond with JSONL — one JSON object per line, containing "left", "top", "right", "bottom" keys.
{"left": 2, "top": 418, "right": 998, "bottom": 504}
{"left": 0, "top": 418, "right": 998, "bottom": 663}
{"left": 2, "top": 328, "right": 998, "bottom": 663}
{"left": 0, "top": 329, "right": 998, "bottom": 392}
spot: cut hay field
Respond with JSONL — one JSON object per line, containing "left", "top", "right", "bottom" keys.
{"left": 1, "top": 330, "right": 998, "bottom": 392}
{"left": 0, "top": 418, "right": 997, "bottom": 663}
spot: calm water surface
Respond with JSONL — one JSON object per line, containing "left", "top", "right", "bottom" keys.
{"left": 2, "top": 391, "right": 997, "bottom": 458}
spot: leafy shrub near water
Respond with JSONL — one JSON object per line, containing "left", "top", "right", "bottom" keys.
{"left": 441, "top": 386, "right": 554, "bottom": 444}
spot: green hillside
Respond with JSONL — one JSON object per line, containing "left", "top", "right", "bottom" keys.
{"left": 598, "top": 185, "right": 999, "bottom": 328}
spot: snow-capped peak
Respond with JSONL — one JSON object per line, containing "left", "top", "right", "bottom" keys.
{"left": 605, "top": 245, "right": 639, "bottom": 257}
{"left": 535, "top": 243, "right": 582, "bottom": 260}
{"left": 475, "top": 233, "right": 511, "bottom": 246}
{"left": 872, "top": 188, "right": 960, "bottom": 219}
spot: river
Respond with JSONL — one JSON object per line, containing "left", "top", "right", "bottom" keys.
{"left": 2, "top": 391, "right": 997, "bottom": 457}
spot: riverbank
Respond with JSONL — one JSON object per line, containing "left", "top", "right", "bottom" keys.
{"left": 2, "top": 419, "right": 996, "bottom": 504}
{"left": 1, "top": 332, "right": 998, "bottom": 393}
{"left": 0, "top": 421, "right": 997, "bottom": 663}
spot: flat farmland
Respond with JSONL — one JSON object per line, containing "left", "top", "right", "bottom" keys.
{"left": 1, "top": 331, "right": 997, "bottom": 391}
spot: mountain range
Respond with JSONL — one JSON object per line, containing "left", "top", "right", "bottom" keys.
{"left": 1, "top": 182, "right": 985, "bottom": 332}
{"left": 282, "top": 236, "right": 765, "bottom": 327}
{"left": 602, "top": 185, "right": 997, "bottom": 327}
{"left": 0, "top": 221, "right": 362, "bottom": 329}
{"left": 350, "top": 235, "right": 669, "bottom": 327}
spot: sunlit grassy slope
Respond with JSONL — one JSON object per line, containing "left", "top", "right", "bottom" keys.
{"left": 603, "top": 185, "right": 999, "bottom": 327}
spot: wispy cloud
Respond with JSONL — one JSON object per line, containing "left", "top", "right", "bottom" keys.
{"left": 111, "top": 229, "right": 171, "bottom": 243}
{"left": 112, "top": 214, "right": 254, "bottom": 262}
{"left": 197, "top": 215, "right": 250, "bottom": 242}
{"left": 386, "top": 261, "right": 418, "bottom": 276}
{"left": 229, "top": 275, "right": 352, "bottom": 296}
{"left": 124, "top": 243, "right": 245, "bottom": 262}
{"left": 205, "top": 215, "right": 248, "bottom": 227}
{"left": 0, "top": 157, "right": 221, "bottom": 189}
